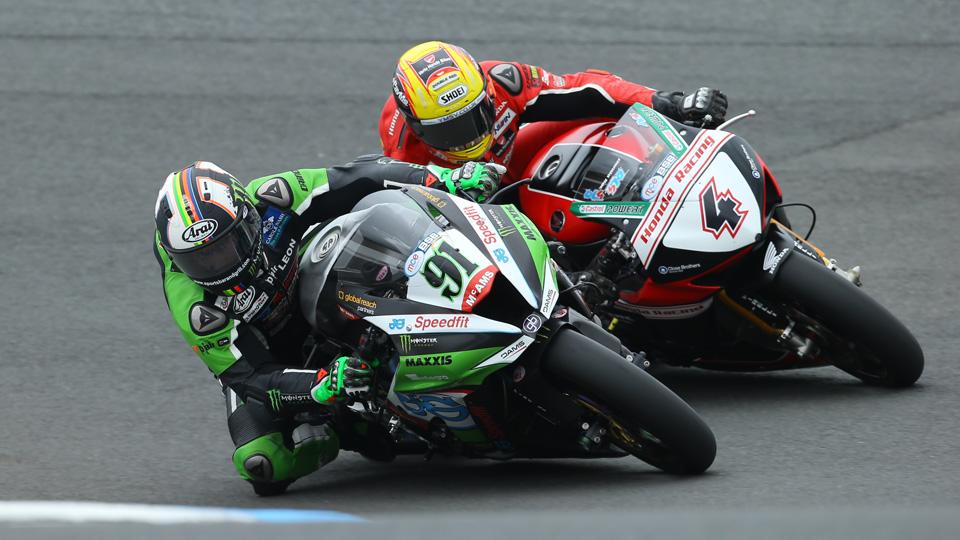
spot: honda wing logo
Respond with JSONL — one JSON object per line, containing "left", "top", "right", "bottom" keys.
{"left": 762, "top": 243, "right": 790, "bottom": 274}
{"left": 699, "top": 177, "right": 748, "bottom": 239}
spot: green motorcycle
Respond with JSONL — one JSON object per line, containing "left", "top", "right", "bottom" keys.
{"left": 298, "top": 185, "right": 716, "bottom": 474}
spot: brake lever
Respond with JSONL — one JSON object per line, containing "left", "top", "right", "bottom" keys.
{"left": 457, "top": 188, "right": 478, "bottom": 203}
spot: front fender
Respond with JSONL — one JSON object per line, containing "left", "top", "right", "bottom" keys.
{"left": 751, "top": 222, "right": 829, "bottom": 287}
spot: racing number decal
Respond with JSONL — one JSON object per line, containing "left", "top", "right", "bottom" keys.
{"left": 422, "top": 241, "right": 479, "bottom": 300}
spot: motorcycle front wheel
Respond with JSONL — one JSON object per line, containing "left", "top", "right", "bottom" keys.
{"left": 769, "top": 252, "right": 924, "bottom": 387}
{"left": 540, "top": 328, "right": 717, "bottom": 474}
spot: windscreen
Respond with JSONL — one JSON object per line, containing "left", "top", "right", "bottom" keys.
{"left": 333, "top": 196, "right": 441, "bottom": 286}
{"left": 535, "top": 105, "right": 676, "bottom": 203}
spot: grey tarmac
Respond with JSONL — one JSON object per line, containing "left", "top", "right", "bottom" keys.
{"left": 0, "top": 0, "right": 958, "bottom": 538}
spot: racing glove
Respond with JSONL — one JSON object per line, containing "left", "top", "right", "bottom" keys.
{"left": 310, "top": 356, "right": 372, "bottom": 404}
{"left": 652, "top": 87, "right": 728, "bottom": 128}
{"left": 426, "top": 162, "right": 505, "bottom": 202}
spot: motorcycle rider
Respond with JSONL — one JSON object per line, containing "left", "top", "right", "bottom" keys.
{"left": 379, "top": 40, "right": 728, "bottom": 180}
{"left": 153, "top": 156, "right": 503, "bottom": 495}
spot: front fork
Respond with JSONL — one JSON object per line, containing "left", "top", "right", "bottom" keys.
{"left": 717, "top": 220, "right": 862, "bottom": 362}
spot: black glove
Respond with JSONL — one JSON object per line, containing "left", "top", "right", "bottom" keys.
{"left": 652, "top": 88, "right": 728, "bottom": 128}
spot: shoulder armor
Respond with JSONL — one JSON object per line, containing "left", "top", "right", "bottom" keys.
{"left": 255, "top": 177, "right": 293, "bottom": 208}
{"left": 489, "top": 63, "right": 523, "bottom": 95}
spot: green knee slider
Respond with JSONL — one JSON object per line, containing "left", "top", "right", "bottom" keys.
{"left": 232, "top": 430, "right": 339, "bottom": 483}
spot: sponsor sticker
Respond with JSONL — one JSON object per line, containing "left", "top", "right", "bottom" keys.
{"left": 522, "top": 313, "right": 543, "bottom": 334}
{"left": 462, "top": 267, "right": 497, "bottom": 311}
{"left": 261, "top": 207, "right": 290, "bottom": 249}
{"left": 429, "top": 71, "right": 460, "bottom": 91}
{"left": 493, "top": 108, "right": 517, "bottom": 138}
{"left": 411, "top": 50, "right": 455, "bottom": 84}
{"left": 403, "top": 354, "right": 452, "bottom": 367}
{"left": 615, "top": 298, "right": 713, "bottom": 319}
{"left": 571, "top": 201, "right": 650, "bottom": 217}
{"left": 414, "top": 315, "right": 470, "bottom": 330}
{"left": 242, "top": 293, "right": 270, "bottom": 322}
{"left": 233, "top": 286, "right": 257, "bottom": 314}
{"left": 392, "top": 76, "right": 409, "bottom": 107}
{"left": 658, "top": 263, "right": 702, "bottom": 275}
{"left": 182, "top": 219, "right": 217, "bottom": 243}
{"left": 642, "top": 175, "right": 664, "bottom": 201}
{"left": 699, "top": 176, "right": 748, "bottom": 240}
{"left": 437, "top": 84, "right": 468, "bottom": 106}
{"left": 739, "top": 144, "right": 761, "bottom": 179}
{"left": 311, "top": 229, "right": 339, "bottom": 263}
{"left": 762, "top": 243, "right": 790, "bottom": 274}
{"left": 338, "top": 290, "right": 378, "bottom": 315}
{"left": 398, "top": 334, "right": 438, "bottom": 353}
{"left": 404, "top": 250, "right": 426, "bottom": 277}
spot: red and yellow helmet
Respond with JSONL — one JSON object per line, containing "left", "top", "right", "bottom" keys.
{"left": 392, "top": 41, "right": 497, "bottom": 162}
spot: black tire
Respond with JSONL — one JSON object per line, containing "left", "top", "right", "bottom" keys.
{"left": 770, "top": 252, "right": 924, "bottom": 387}
{"left": 540, "top": 328, "right": 716, "bottom": 474}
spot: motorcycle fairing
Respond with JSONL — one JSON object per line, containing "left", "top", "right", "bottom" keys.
{"left": 404, "top": 228, "right": 499, "bottom": 313}
{"left": 629, "top": 130, "right": 736, "bottom": 267}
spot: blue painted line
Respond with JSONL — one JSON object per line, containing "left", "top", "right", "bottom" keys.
{"left": 235, "top": 508, "right": 365, "bottom": 524}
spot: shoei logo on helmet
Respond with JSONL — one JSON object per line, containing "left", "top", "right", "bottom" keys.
{"left": 437, "top": 84, "right": 467, "bottom": 106}
{"left": 182, "top": 219, "right": 218, "bottom": 243}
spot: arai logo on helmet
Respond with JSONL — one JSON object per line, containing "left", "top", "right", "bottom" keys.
{"left": 437, "top": 84, "right": 467, "bottom": 106}
{"left": 182, "top": 219, "right": 218, "bottom": 243}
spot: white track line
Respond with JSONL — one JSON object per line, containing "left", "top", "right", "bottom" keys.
{"left": 0, "top": 501, "right": 363, "bottom": 524}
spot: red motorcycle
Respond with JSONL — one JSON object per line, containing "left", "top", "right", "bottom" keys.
{"left": 492, "top": 104, "right": 922, "bottom": 386}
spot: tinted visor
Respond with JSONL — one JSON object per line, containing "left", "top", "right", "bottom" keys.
{"left": 170, "top": 206, "right": 261, "bottom": 285}
{"left": 410, "top": 94, "right": 496, "bottom": 151}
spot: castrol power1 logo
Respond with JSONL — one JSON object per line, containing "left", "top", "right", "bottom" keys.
{"left": 631, "top": 131, "right": 733, "bottom": 266}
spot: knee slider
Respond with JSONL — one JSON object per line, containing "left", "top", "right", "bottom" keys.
{"left": 232, "top": 432, "right": 295, "bottom": 483}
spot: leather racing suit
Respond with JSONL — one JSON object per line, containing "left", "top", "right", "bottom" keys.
{"left": 153, "top": 156, "right": 444, "bottom": 492}
{"left": 380, "top": 60, "right": 671, "bottom": 181}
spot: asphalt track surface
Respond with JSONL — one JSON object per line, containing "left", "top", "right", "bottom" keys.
{"left": 2, "top": 0, "right": 959, "bottom": 538}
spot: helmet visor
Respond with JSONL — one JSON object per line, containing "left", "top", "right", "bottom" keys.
{"left": 409, "top": 93, "right": 496, "bottom": 152}
{"left": 170, "top": 205, "right": 262, "bottom": 286}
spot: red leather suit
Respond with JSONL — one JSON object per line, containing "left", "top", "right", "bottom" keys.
{"left": 379, "top": 60, "right": 661, "bottom": 183}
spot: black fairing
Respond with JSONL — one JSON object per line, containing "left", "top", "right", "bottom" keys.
{"left": 529, "top": 143, "right": 642, "bottom": 202}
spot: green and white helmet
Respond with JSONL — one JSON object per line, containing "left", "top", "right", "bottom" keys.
{"left": 155, "top": 161, "right": 264, "bottom": 295}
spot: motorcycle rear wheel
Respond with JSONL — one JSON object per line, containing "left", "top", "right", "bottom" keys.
{"left": 540, "top": 329, "right": 716, "bottom": 474}
{"left": 770, "top": 252, "right": 924, "bottom": 387}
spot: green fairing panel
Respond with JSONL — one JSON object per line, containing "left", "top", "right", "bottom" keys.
{"left": 246, "top": 168, "right": 330, "bottom": 215}
{"left": 394, "top": 346, "right": 505, "bottom": 393}
{"left": 155, "top": 232, "right": 239, "bottom": 375}
{"left": 501, "top": 204, "right": 549, "bottom": 286}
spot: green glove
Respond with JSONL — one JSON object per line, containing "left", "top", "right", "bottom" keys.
{"left": 427, "top": 162, "right": 505, "bottom": 202}
{"left": 311, "top": 356, "right": 372, "bottom": 404}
